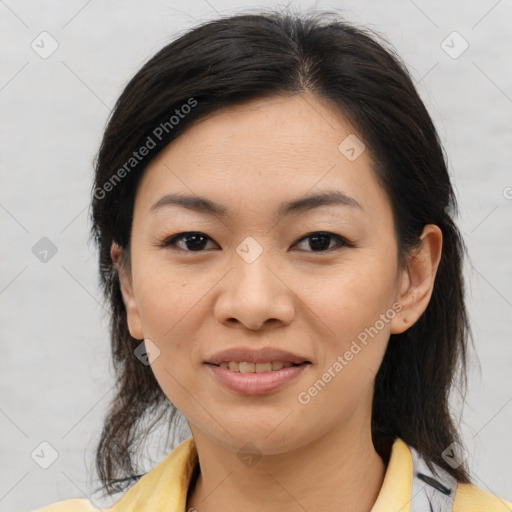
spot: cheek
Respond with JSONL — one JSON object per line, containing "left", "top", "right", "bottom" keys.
{"left": 137, "top": 271, "right": 207, "bottom": 413}
{"left": 133, "top": 259, "right": 213, "bottom": 342}
{"left": 307, "top": 256, "right": 397, "bottom": 345}
{"left": 294, "top": 266, "right": 394, "bottom": 422}
{"left": 300, "top": 257, "right": 398, "bottom": 405}
{"left": 132, "top": 263, "right": 222, "bottom": 399}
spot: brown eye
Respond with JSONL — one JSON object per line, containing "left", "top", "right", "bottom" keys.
{"left": 163, "top": 232, "right": 218, "bottom": 252}
{"left": 293, "top": 232, "right": 352, "bottom": 252}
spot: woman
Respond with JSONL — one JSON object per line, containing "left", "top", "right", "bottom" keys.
{"left": 37, "top": 8, "right": 511, "bottom": 512}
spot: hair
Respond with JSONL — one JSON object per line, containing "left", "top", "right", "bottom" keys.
{"left": 90, "top": 6, "right": 473, "bottom": 498}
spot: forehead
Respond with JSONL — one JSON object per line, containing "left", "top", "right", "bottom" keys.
{"left": 134, "top": 92, "right": 389, "bottom": 222}
{"left": 168, "top": 93, "right": 356, "bottom": 164}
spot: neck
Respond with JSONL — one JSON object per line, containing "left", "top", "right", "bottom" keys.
{"left": 186, "top": 422, "right": 387, "bottom": 512}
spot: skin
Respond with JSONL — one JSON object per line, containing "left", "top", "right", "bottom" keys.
{"left": 111, "top": 92, "right": 442, "bottom": 512}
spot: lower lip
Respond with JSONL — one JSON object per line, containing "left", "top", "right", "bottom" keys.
{"left": 205, "top": 363, "right": 310, "bottom": 395}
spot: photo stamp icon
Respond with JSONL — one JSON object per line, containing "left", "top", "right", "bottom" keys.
{"left": 31, "top": 31, "right": 59, "bottom": 59}
{"left": 338, "top": 134, "right": 365, "bottom": 161}
{"left": 236, "top": 236, "right": 263, "bottom": 264}
{"left": 32, "top": 236, "right": 58, "bottom": 263}
{"left": 236, "top": 442, "right": 263, "bottom": 468}
{"left": 31, "top": 441, "right": 59, "bottom": 469}
{"left": 441, "top": 31, "right": 469, "bottom": 59}
{"left": 134, "top": 338, "right": 161, "bottom": 365}
{"left": 441, "top": 441, "right": 468, "bottom": 469}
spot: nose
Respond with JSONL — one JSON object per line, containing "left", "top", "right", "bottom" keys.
{"left": 213, "top": 247, "right": 295, "bottom": 331}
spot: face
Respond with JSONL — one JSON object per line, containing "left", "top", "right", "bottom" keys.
{"left": 113, "top": 92, "right": 435, "bottom": 456}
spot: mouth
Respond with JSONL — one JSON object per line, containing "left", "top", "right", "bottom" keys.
{"left": 204, "top": 360, "right": 311, "bottom": 395}
{"left": 208, "top": 360, "right": 312, "bottom": 373}
{"left": 205, "top": 347, "right": 312, "bottom": 367}
{"left": 204, "top": 347, "right": 312, "bottom": 394}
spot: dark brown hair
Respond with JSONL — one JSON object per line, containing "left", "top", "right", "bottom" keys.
{"left": 90, "top": 7, "right": 473, "bottom": 498}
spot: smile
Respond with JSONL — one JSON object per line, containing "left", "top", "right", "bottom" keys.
{"left": 205, "top": 361, "right": 311, "bottom": 395}
{"left": 217, "top": 361, "right": 302, "bottom": 372}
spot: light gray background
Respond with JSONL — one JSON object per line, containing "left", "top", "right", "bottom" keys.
{"left": 1, "top": 1, "right": 511, "bottom": 510}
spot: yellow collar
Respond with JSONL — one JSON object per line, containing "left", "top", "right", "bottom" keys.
{"left": 107, "top": 437, "right": 199, "bottom": 511}
{"left": 106, "top": 436, "right": 413, "bottom": 512}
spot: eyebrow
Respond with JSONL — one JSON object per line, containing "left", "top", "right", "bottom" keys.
{"left": 150, "top": 189, "right": 363, "bottom": 219}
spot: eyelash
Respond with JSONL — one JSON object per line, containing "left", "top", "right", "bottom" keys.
{"left": 159, "top": 231, "right": 354, "bottom": 254}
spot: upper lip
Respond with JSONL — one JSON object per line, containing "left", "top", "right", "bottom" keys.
{"left": 205, "top": 347, "right": 311, "bottom": 365}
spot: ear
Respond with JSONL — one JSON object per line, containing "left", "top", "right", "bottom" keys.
{"left": 390, "top": 224, "right": 443, "bottom": 334}
{"left": 110, "top": 242, "right": 144, "bottom": 340}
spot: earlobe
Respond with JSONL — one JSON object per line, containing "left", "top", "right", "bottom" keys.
{"left": 110, "top": 242, "right": 144, "bottom": 340}
{"left": 390, "top": 224, "right": 443, "bottom": 334}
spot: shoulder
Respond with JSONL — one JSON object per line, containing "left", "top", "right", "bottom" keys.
{"left": 33, "top": 498, "right": 104, "bottom": 511}
{"left": 35, "top": 437, "right": 198, "bottom": 512}
{"left": 454, "top": 482, "right": 512, "bottom": 511}
{"left": 401, "top": 438, "right": 512, "bottom": 512}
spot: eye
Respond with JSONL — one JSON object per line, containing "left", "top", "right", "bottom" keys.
{"left": 161, "top": 232, "right": 218, "bottom": 252}
{"left": 293, "top": 232, "right": 353, "bottom": 252}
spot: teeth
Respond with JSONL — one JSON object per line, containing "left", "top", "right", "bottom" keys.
{"left": 256, "top": 362, "right": 272, "bottom": 372}
{"left": 218, "top": 361, "right": 296, "bottom": 372}
{"left": 239, "top": 362, "right": 255, "bottom": 373}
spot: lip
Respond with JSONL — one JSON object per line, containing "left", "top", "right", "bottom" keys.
{"left": 205, "top": 362, "right": 310, "bottom": 395}
{"left": 205, "top": 346, "right": 311, "bottom": 365}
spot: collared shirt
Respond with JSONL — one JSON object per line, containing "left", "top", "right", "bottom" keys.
{"left": 36, "top": 437, "right": 512, "bottom": 511}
